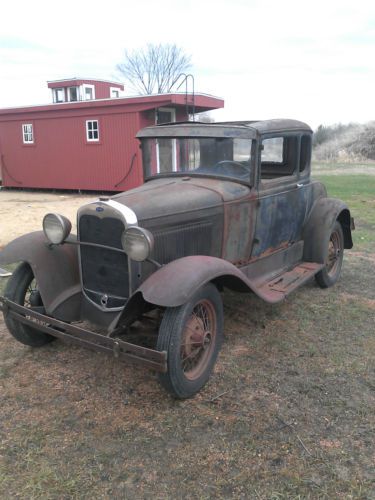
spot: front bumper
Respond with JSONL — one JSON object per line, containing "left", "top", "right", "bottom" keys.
{"left": 0, "top": 296, "right": 167, "bottom": 373}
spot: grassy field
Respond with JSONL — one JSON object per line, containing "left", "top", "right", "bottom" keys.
{"left": 0, "top": 172, "right": 374, "bottom": 499}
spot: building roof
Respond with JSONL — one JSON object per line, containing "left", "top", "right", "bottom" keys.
{"left": 0, "top": 93, "right": 224, "bottom": 118}
{"left": 47, "top": 78, "right": 124, "bottom": 89}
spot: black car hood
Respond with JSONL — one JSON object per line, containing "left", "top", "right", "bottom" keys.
{"left": 112, "top": 176, "right": 251, "bottom": 222}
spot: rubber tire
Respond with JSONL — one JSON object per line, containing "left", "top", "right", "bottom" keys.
{"left": 315, "top": 221, "right": 344, "bottom": 288}
{"left": 3, "top": 262, "right": 55, "bottom": 347}
{"left": 157, "top": 283, "right": 223, "bottom": 399}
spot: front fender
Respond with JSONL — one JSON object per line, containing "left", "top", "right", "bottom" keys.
{"left": 138, "top": 256, "right": 258, "bottom": 307}
{"left": 0, "top": 231, "right": 81, "bottom": 319}
{"left": 302, "top": 198, "right": 353, "bottom": 264}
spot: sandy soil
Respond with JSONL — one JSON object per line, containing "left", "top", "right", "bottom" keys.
{"left": 0, "top": 190, "right": 95, "bottom": 248}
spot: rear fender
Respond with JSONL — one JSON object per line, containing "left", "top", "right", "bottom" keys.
{"left": 303, "top": 198, "right": 353, "bottom": 264}
{"left": 0, "top": 231, "right": 81, "bottom": 318}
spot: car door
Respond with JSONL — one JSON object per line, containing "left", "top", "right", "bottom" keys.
{"left": 251, "top": 133, "right": 309, "bottom": 258}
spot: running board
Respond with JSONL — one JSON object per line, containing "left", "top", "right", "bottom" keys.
{"left": 255, "top": 262, "right": 324, "bottom": 302}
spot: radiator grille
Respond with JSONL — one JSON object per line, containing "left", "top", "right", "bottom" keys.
{"left": 151, "top": 221, "right": 213, "bottom": 264}
{"left": 79, "top": 214, "right": 129, "bottom": 307}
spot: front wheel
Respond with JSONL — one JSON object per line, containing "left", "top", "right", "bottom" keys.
{"left": 315, "top": 221, "right": 344, "bottom": 288}
{"left": 157, "top": 283, "right": 223, "bottom": 399}
{"left": 3, "top": 262, "right": 55, "bottom": 347}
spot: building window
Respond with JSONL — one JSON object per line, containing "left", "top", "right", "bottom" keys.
{"left": 68, "top": 86, "right": 79, "bottom": 102}
{"left": 22, "top": 124, "right": 34, "bottom": 144}
{"left": 86, "top": 120, "right": 99, "bottom": 142}
{"left": 156, "top": 107, "right": 176, "bottom": 124}
{"left": 82, "top": 84, "right": 95, "bottom": 100}
{"left": 110, "top": 87, "right": 120, "bottom": 98}
{"left": 53, "top": 88, "right": 65, "bottom": 103}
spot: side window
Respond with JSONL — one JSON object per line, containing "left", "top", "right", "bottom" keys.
{"left": 53, "top": 88, "right": 65, "bottom": 103}
{"left": 68, "top": 87, "right": 79, "bottom": 102}
{"left": 86, "top": 120, "right": 99, "bottom": 142}
{"left": 262, "top": 137, "right": 284, "bottom": 163}
{"left": 261, "top": 136, "right": 298, "bottom": 179}
{"left": 110, "top": 87, "right": 120, "bottom": 98}
{"left": 22, "top": 124, "right": 34, "bottom": 144}
{"left": 300, "top": 134, "right": 312, "bottom": 173}
{"left": 83, "top": 85, "right": 95, "bottom": 101}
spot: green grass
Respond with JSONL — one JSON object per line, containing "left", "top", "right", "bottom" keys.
{"left": 314, "top": 174, "right": 375, "bottom": 251}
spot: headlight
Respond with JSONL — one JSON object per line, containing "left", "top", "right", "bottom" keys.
{"left": 43, "top": 213, "right": 72, "bottom": 244}
{"left": 121, "top": 227, "right": 154, "bottom": 262}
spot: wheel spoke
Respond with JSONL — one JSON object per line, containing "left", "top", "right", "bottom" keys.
{"left": 181, "top": 346, "right": 203, "bottom": 362}
{"left": 178, "top": 298, "right": 217, "bottom": 378}
{"left": 180, "top": 340, "right": 203, "bottom": 347}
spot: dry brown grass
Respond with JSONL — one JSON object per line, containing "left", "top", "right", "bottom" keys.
{"left": 1, "top": 253, "right": 374, "bottom": 499}
{"left": 1, "top": 175, "right": 374, "bottom": 498}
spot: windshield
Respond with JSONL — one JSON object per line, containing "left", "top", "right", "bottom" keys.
{"left": 141, "top": 137, "right": 253, "bottom": 183}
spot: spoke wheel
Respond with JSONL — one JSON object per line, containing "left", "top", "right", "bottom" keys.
{"left": 315, "top": 221, "right": 344, "bottom": 288}
{"left": 4, "top": 262, "right": 55, "bottom": 347}
{"left": 157, "top": 283, "right": 223, "bottom": 399}
{"left": 181, "top": 299, "right": 217, "bottom": 380}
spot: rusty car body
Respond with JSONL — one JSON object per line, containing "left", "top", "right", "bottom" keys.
{"left": 0, "top": 119, "right": 354, "bottom": 398}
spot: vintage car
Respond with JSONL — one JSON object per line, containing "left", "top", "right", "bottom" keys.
{"left": 0, "top": 119, "right": 354, "bottom": 399}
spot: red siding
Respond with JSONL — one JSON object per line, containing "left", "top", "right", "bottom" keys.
{"left": 0, "top": 112, "right": 142, "bottom": 191}
{"left": 0, "top": 94, "right": 224, "bottom": 192}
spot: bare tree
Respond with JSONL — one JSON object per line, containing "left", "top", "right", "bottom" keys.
{"left": 116, "top": 43, "right": 192, "bottom": 95}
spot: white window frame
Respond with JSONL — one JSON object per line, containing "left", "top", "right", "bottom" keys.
{"left": 22, "top": 123, "right": 34, "bottom": 144}
{"left": 86, "top": 120, "right": 99, "bottom": 142}
{"left": 68, "top": 86, "right": 79, "bottom": 102}
{"left": 82, "top": 84, "right": 95, "bottom": 101}
{"left": 156, "top": 107, "right": 177, "bottom": 172}
{"left": 53, "top": 88, "right": 65, "bottom": 103}
{"left": 110, "top": 87, "right": 120, "bottom": 98}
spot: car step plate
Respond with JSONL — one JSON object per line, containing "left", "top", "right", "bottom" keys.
{"left": 258, "top": 262, "right": 323, "bottom": 300}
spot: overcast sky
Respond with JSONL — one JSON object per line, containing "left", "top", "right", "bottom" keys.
{"left": 1, "top": 0, "right": 375, "bottom": 128}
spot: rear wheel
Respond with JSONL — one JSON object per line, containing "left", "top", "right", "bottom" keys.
{"left": 157, "top": 283, "right": 223, "bottom": 399}
{"left": 3, "top": 262, "right": 55, "bottom": 347}
{"left": 315, "top": 221, "right": 344, "bottom": 288}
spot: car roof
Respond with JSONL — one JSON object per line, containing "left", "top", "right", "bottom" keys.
{"left": 136, "top": 119, "right": 312, "bottom": 139}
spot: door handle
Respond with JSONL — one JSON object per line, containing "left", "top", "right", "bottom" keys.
{"left": 296, "top": 183, "right": 303, "bottom": 188}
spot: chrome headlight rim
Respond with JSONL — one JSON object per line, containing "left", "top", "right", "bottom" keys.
{"left": 43, "top": 213, "right": 72, "bottom": 245}
{"left": 121, "top": 226, "right": 154, "bottom": 262}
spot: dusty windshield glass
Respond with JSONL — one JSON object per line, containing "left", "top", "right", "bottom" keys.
{"left": 142, "top": 137, "right": 253, "bottom": 183}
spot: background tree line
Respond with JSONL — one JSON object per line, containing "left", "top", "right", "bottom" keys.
{"left": 313, "top": 122, "right": 375, "bottom": 161}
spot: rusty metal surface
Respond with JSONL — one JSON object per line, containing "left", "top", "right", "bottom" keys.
{"left": 222, "top": 191, "right": 257, "bottom": 262}
{"left": 0, "top": 232, "right": 82, "bottom": 319}
{"left": 112, "top": 176, "right": 251, "bottom": 222}
{"left": 136, "top": 120, "right": 312, "bottom": 139}
{"left": 0, "top": 120, "right": 354, "bottom": 341}
{"left": 0, "top": 296, "right": 167, "bottom": 373}
{"left": 133, "top": 252, "right": 321, "bottom": 308}
{"left": 252, "top": 179, "right": 309, "bottom": 257}
{"left": 302, "top": 197, "right": 353, "bottom": 264}
{"left": 136, "top": 256, "right": 258, "bottom": 307}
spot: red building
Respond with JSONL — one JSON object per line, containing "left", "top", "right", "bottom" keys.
{"left": 0, "top": 78, "right": 223, "bottom": 191}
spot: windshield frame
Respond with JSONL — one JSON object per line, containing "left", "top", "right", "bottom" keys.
{"left": 140, "top": 135, "right": 257, "bottom": 187}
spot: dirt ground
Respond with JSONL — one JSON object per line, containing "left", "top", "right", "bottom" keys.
{"left": 0, "top": 174, "right": 374, "bottom": 498}
{"left": 0, "top": 189, "right": 95, "bottom": 248}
